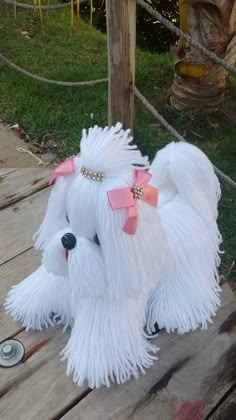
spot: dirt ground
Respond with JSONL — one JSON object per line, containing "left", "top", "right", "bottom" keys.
{"left": 0, "top": 123, "right": 56, "bottom": 168}
{"left": 0, "top": 123, "right": 40, "bottom": 167}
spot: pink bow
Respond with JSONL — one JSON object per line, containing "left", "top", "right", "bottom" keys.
{"left": 49, "top": 153, "right": 81, "bottom": 185}
{"left": 107, "top": 170, "right": 158, "bottom": 235}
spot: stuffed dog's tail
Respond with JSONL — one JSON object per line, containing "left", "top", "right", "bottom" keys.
{"left": 149, "top": 141, "right": 221, "bottom": 221}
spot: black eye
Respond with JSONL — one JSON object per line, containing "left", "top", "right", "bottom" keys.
{"left": 61, "top": 233, "right": 77, "bottom": 250}
{"left": 94, "top": 234, "right": 100, "bottom": 246}
{"left": 66, "top": 213, "right": 70, "bottom": 223}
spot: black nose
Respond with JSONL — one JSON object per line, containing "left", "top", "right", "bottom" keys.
{"left": 61, "top": 233, "right": 77, "bottom": 250}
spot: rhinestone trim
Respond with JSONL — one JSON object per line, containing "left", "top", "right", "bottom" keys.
{"left": 133, "top": 186, "right": 143, "bottom": 199}
{"left": 81, "top": 166, "right": 104, "bottom": 181}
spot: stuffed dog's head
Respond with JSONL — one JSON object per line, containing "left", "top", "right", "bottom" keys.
{"left": 37, "top": 124, "right": 163, "bottom": 300}
{"left": 42, "top": 226, "right": 107, "bottom": 299}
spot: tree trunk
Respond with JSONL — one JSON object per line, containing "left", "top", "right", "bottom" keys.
{"left": 170, "top": 0, "right": 236, "bottom": 112}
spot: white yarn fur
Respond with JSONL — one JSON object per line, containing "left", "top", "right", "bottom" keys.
{"left": 62, "top": 297, "right": 158, "bottom": 388}
{"left": 61, "top": 236, "right": 158, "bottom": 387}
{"left": 33, "top": 175, "right": 76, "bottom": 250}
{"left": 5, "top": 265, "right": 73, "bottom": 330}
{"left": 147, "top": 142, "right": 222, "bottom": 333}
{"left": 5, "top": 124, "right": 222, "bottom": 387}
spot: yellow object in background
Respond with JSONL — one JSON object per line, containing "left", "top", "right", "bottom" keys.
{"left": 37, "top": 0, "right": 44, "bottom": 34}
{"left": 90, "top": 0, "right": 93, "bottom": 26}
{"left": 77, "top": 0, "right": 80, "bottom": 26}
{"left": 175, "top": 61, "right": 209, "bottom": 78}
{"left": 71, "top": 0, "right": 74, "bottom": 28}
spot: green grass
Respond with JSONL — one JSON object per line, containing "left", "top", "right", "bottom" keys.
{"left": 0, "top": 4, "right": 235, "bottom": 278}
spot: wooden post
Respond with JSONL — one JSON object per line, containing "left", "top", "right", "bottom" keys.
{"left": 106, "top": 0, "right": 136, "bottom": 131}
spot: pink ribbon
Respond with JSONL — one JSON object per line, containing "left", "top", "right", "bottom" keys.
{"left": 49, "top": 153, "right": 81, "bottom": 185}
{"left": 107, "top": 170, "right": 158, "bottom": 235}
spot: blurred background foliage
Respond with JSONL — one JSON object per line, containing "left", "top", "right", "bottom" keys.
{"left": 79, "top": 0, "right": 179, "bottom": 52}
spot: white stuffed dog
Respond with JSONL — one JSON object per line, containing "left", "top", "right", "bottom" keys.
{"left": 6, "top": 123, "right": 222, "bottom": 388}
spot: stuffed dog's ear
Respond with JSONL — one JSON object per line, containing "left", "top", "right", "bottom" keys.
{"left": 33, "top": 176, "right": 73, "bottom": 250}
{"left": 97, "top": 189, "right": 163, "bottom": 300}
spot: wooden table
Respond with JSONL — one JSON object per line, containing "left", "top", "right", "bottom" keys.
{"left": 1, "top": 168, "right": 236, "bottom": 420}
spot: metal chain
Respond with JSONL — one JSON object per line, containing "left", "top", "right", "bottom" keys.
{"left": 134, "top": 86, "right": 236, "bottom": 189}
{"left": 137, "top": 0, "right": 236, "bottom": 77}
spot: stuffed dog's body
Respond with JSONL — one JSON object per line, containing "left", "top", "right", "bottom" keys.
{"left": 6, "top": 124, "right": 221, "bottom": 388}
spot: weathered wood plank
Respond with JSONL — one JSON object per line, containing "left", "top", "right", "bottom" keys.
{"left": 0, "top": 188, "right": 50, "bottom": 265}
{"left": 210, "top": 388, "right": 236, "bottom": 419}
{"left": 62, "top": 284, "right": 236, "bottom": 420}
{"left": 0, "top": 248, "right": 41, "bottom": 341}
{"left": 0, "top": 327, "right": 89, "bottom": 420}
{"left": 0, "top": 167, "right": 50, "bottom": 209}
{"left": 106, "top": 0, "right": 136, "bottom": 131}
{"left": 132, "top": 323, "right": 236, "bottom": 420}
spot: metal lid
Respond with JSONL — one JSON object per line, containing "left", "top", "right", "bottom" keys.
{"left": 0, "top": 339, "right": 25, "bottom": 367}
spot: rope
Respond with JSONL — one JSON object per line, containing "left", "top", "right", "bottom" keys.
{"left": 0, "top": 52, "right": 108, "bottom": 86}
{"left": 137, "top": 0, "right": 236, "bottom": 77}
{"left": 134, "top": 86, "right": 236, "bottom": 189}
{"left": 1, "top": 0, "right": 86, "bottom": 10}
{"left": 0, "top": 47, "right": 235, "bottom": 188}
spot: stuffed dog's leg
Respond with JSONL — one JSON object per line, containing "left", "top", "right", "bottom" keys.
{"left": 5, "top": 264, "right": 72, "bottom": 330}
{"left": 146, "top": 199, "right": 221, "bottom": 334}
{"left": 62, "top": 297, "right": 157, "bottom": 388}
{"left": 59, "top": 236, "right": 158, "bottom": 388}
{"left": 5, "top": 229, "right": 75, "bottom": 330}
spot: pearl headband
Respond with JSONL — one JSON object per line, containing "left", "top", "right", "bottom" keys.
{"left": 80, "top": 166, "right": 104, "bottom": 182}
